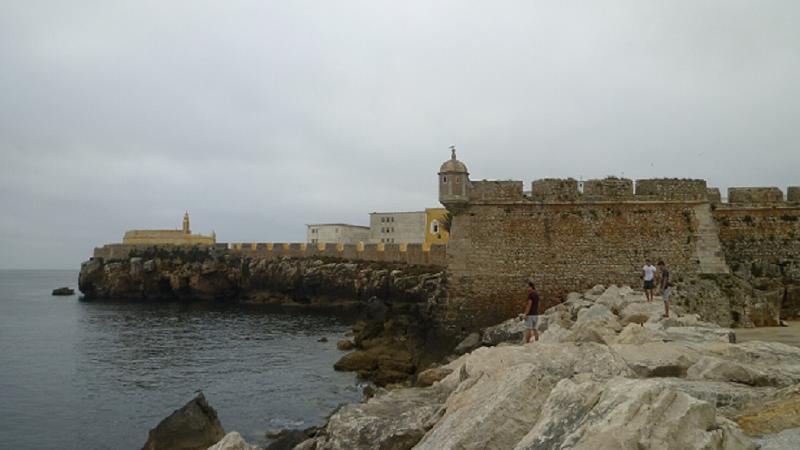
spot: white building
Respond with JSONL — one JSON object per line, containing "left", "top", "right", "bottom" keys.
{"left": 306, "top": 223, "right": 370, "bottom": 244}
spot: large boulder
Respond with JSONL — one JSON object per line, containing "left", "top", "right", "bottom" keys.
{"left": 687, "top": 356, "right": 793, "bottom": 387}
{"left": 514, "top": 377, "right": 755, "bottom": 450}
{"left": 415, "top": 364, "right": 556, "bottom": 450}
{"left": 453, "top": 332, "right": 481, "bottom": 354}
{"left": 611, "top": 342, "right": 701, "bottom": 378}
{"left": 140, "top": 393, "right": 225, "bottom": 450}
{"left": 313, "top": 385, "right": 449, "bottom": 450}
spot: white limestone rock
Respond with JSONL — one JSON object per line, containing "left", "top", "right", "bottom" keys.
{"left": 415, "top": 363, "right": 557, "bottom": 450}
{"left": 517, "top": 377, "right": 755, "bottom": 450}
{"left": 612, "top": 323, "right": 667, "bottom": 345}
{"left": 688, "top": 356, "right": 796, "bottom": 387}
{"left": 755, "top": 428, "right": 800, "bottom": 450}
{"left": 611, "top": 342, "right": 702, "bottom": 378}
{"left": 207, "top": 432, "right": 258, "bottom": 450}
{"left": 313, "top": 385, "right": 449, "bottom": 450}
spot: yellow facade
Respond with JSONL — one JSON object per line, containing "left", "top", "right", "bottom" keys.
{"left": 122, "top": 213, "right": 216, "bottom": 245}
{"left": 425, "top": 208, "right": 450, "bottom": 245}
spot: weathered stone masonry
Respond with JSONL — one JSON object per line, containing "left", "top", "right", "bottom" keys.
{"left": 437, "top": 151, "right": 800, "bottom": 333}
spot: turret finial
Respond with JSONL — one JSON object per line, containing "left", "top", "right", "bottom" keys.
{"left": 449, "top": 145, "right": 456, "bottom": 160}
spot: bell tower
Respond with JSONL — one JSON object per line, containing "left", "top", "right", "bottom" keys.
{"left": 438, "top": 146, "right": 470, "bottom": 210}
{"left": 182, "top": 211, "right": 191, "bottom": 234}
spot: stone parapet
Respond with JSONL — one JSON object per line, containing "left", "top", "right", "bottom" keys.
{"left": 530, "top": 179, "right": 580, "bottom": 202}
{"left": 728, "top": 187, "right": 785, "bottom": 205}
{"left": 634, "top": 179, "right": 707, "bottom": 201}
{"left": 468, "top": 181, "right": 524, "bottom": 202}
{"left": 583, "top": 178, "right": 634, "bottom": 200}
{"left": 93, "top": 242, "right": 446, "bottom": 267}
{"left": 788, "top": 186, "right": 800, "bottom": 203}
{"left": 707, "top": 188, "right": 722, "bottom": 204}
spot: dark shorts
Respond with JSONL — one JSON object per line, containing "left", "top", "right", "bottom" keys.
{"left": 644, "top": 280, "right": 654, "bottom": 290}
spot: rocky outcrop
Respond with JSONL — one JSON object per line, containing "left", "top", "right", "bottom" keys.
{"left": 673, "top": 274, "right": 784, "bottom": 327}
{"left": 140, "top": 393, "right": 225, "bottom": 450}
{"left": 51, "top": 286, "right": 75, "bottom": 296}
{"left": 297, "top": 285, "right": 800, "bottom": 449}
{"left": 79, "top": 249, "right": 443, "bottom": 308}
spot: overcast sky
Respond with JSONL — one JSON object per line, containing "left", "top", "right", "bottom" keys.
{"left": 1, "top": 1, "right": 799, "bottom": 269}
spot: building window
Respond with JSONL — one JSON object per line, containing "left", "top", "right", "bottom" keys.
{"left": 431, "top": 220, "right": 439, "bottom": 234}
{"left": 443, "top": 176, "right": 448, "bottom": 183}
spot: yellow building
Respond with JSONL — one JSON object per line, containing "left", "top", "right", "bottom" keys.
{"left": 122, "top": 212, "right": 216, "bottom": 245}
{"left": 425, "top": 207, "right": 450, "bottom": 245}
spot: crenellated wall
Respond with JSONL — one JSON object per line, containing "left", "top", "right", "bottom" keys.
{"left": 92, "top": 242, "right": 446, "bottom": 267}
{"left": 440, "top": 175, "right": 800, "bottom": 334}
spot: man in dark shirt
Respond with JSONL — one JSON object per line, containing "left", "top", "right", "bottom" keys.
{"left": 521, "top": 282, "right": 540, "bottom": 343}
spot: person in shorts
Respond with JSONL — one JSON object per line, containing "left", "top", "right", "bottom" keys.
{"left": 520, "top": 282, "right": 540, "bottom": 343}
{"left": 658, "top": 260, "right": 671, "bottom": 318}
{"left": 642, "top": 260, "right": 657, "bottom": 301}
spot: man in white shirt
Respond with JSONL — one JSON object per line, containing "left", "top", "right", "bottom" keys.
{"left": 642, "top": 260, "right": 657, "bottom": 302}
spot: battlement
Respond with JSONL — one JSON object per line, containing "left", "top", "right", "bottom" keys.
{"left": 728, "top": 187, "right": 785, "bottom": 205}
{"left": 227, "top": 242, "right": 446, "bottom": 267}
{"left": 788, "top": 186, "right": 800, "bottom": 203}
{"left": 93, "top": 242, "right": 446, "bottom": 267}
{"left": 707, "top": 188, "right": 722, "bottom": 204}
{"left": 530, "top": 178, "right": 580, "bottom": 202}
{"left": 581, "top": 178, "right": 635, "bottom": 200}
{"left": 634, "top": 179, "right": 707, "bottom": 201}
{"left": 468, "top": 180, "right": 524, "bottom": 202}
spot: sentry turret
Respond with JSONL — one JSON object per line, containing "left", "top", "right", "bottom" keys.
{"left": 438, "top": 146, "right": 470, "bottom": 210}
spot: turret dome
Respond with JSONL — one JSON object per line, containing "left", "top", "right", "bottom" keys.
{"left": 439, "top": 147, "right": 468, "bottom": 174}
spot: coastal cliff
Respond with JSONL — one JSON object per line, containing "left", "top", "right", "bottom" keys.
{"left": 79, "top": 246, "right": 443, "bottom": 306}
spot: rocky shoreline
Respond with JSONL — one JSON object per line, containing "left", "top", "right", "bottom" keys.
{"left": 79, "top": 250, "right": 451, "bottom": 386}
{"left": 208, "top": 284, "right": 800, "bottom": 450}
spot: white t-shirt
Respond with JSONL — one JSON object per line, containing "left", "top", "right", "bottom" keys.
{"left": 643, "top": 265, "right": 657, "bottom": 281}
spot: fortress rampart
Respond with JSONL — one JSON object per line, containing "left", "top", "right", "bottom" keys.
{"left": 92, "top": 242, "right": 446, "bottom": 267}
{"left": 439, "top": 165, "right": 800, "bottom": 333}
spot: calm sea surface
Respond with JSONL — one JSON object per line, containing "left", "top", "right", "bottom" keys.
{"left": 0, "top": 270, "right": 363, "bottom": 449}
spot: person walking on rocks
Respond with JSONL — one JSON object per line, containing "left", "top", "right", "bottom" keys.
{"left": 521, "top": 282, "right": 540, "bottom": 343}
{"left": 642, "top": 259, "right": 657, "bottom": 302}
{"left": 658, "top": 260, "right": 671, "bottom": 318}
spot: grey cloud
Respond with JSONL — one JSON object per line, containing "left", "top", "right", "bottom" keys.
{"left": 1, "top": 1, "right": 798, "bottom": 268}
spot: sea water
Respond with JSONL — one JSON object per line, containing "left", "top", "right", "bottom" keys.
{"left": 0, "top": 270, "right": 362, "bottom": 449}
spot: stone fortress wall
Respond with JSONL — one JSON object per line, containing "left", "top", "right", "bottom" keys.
{"left": 441, "top": 171, "right": 800, "bottom": 334}
{"left": 92, "top": 242, "right": 447, "bottom": 268}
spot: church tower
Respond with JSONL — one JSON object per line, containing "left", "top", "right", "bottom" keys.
{"left": 438, "top": 146, "right": 470, "bottom": 210}
{"left": 182, "top": 211, "right": 191, "bottom": 234}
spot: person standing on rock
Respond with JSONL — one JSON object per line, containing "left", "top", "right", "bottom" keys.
{"left": 642, "top": 260, "right": 657, "bottom": 302}
{"left": 658, "top": 260, "right": 671, "bottom": 318}
{"left": 521, "top": 282, "right": 540, "bottom": 343}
